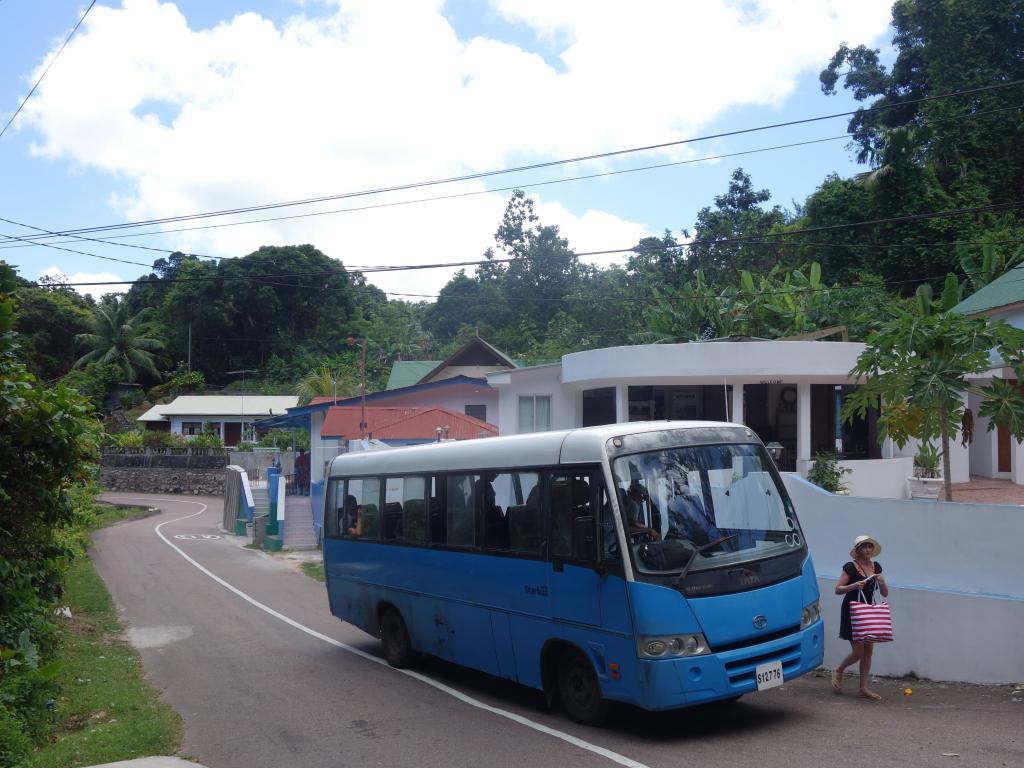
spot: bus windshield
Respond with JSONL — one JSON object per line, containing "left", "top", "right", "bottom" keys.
{"left": 612, "top": 443, "right": 802, "bottom": 577}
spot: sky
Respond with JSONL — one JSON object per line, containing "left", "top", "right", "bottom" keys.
{"left": 0, "top": 0, "right": 895, "bottom": 301}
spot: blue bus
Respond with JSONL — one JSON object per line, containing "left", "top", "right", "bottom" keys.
{"left": 322, "top": 422, "right": 823, "bottom": 723}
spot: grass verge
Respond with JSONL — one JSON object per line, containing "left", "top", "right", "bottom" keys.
{"left": 300, "top": 561, "right": 325, "bottom": 582}
{"left": 90, "top": 503, "right": 154, "bottom": 530}
{"left": 29, "top": 510, "right": 182, "bottom": 768}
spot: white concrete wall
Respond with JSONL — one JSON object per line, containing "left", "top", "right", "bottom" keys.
{"left": 796, "top": 458, "right": 913, "bottom": 499}
{"left": 561, "top": 341, "right": 865, "bottom": 385}
{"left": 968, "top": 391, "right": 999, "bottom": 477}
{"left": 783, "top": 474, "right": 1024, "bottom": 683}
{"left": 309, "top": 410, "right": 342, "bottom": 484}
{"left": 492, "top": 365, "right": 573, "bottom": 435}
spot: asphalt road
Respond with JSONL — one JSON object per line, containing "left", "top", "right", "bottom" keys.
{"left": 93, "top": 493, "right": 1023, "bottom": 768}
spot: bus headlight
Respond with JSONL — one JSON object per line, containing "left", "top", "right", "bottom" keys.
{"left": 637, "top": 633, "right": 709, "bottom": 659}
{"left": 800, "top": 600, "right": 821, "bottom": 629}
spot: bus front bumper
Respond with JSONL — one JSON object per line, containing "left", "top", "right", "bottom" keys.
{"left": 635, "top": 619, "right": 825, "bottom": 710}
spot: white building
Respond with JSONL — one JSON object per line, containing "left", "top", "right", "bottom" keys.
{"left": 487, "top": 339, "right": 974, "bottom": 498}
{"left": 137, "top": 395, "right": 298, "bottom": 446}
{"left": 953, "top": 263, "right": 1024, "bottom": 485}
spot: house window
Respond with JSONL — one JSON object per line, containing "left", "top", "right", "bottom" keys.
{"left": 182, "top": 421, "right": 203, "bottom": 436}
{"left": 582, "top": 387, "right": 616, "bottom": 427}
{"left": 518, "top": 395, "right": 552, "bottom": 433}
{"left": 465, "top": 404, "right": 487, "bottom": 422}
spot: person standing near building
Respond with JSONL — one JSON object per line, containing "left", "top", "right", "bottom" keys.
{"left": 831, "top": 535, "right": 888, "bottom": 700}
{"left": 295, "top": 448, "right": 310, "bottom": 494}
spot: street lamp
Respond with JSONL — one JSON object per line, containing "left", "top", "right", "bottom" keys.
{"left": 766, "top": 441, "right": 784, "bottom": 465}
{"left": 346, "top": 337, "right": 367, "bottom": 440}
{"left": 227, "top": 368, "right": 258, "bottom": 444}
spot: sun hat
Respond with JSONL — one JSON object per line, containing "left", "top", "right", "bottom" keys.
{"left": 850, "top": 535, "right": 881, "bottom": 559}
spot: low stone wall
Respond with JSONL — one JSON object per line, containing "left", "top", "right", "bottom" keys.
{"left": 100, "top": 466, "right": 226, "bottom": 495}
{"left": 100, "top": 450, "right": 228, "bottom": 495}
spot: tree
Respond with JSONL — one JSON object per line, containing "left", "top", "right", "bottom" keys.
{"left": 843, "top": 297, "right": 1024, "bottom": 501}
{"left": 73, "top": 301, "right": 164, "bottom": 383}
{"left": 684, "top": 168, "right": 789, "bottom": 282}
{"left": 294, "top": 364, "right": 356, "bottom": 405}
{"left": 816, "top": 1, "right": 1024, "bottom": 288}
{"left": 12, "top": 277, "right": 95, "bottom": 381}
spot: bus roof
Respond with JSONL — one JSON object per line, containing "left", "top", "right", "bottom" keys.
{"left": 325, "top": 420, "right": 754, "bottom": 478}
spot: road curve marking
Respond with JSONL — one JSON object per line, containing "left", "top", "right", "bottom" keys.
{"left": 120, "top": 497, "right": 651, "bottom": 768}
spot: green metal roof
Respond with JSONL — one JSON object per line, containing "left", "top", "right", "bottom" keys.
{"left": 952, "top": 263, "right": 1024, "bottom": 316}
{"left": 386, "top": 361, "right": 439, "bottom": 390}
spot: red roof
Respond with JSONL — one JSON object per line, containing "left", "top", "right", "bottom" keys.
{"left": 320, "top": 406, "right": 497, "bottom": 441}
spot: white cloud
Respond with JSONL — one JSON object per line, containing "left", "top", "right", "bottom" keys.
{"left": 40, "top": 266, "right": 128, "bottom": 299}
{"left": 20, "top": 0, "right": 891, "bottom": 297}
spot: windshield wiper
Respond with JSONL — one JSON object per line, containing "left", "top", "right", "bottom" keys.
{"left": 673, "top": 534, "right": 740, "bottom": 587}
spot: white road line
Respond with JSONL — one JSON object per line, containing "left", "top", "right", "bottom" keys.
{"left": 119, "top": 496, "right": 651, "bottom": 768}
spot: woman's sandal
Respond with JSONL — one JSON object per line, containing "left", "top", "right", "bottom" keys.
{"left": 859, "top": 690, "right": 882, "bottom": 701}
{"left": 831, "top": 670, "right": 842, "bottom": 693}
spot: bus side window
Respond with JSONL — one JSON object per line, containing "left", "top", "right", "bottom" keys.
{"left": 383, "top": 477, "right": 404, "bottom": 541}
{"left": 325, "top": 478, "right": 342, "bottom": 538}
{"left": 508, "top": 472, "right": 542, "bottom": 555}
{"left": 360, "top": 478, "right": 382, "bottom": 540}
{"left": 599, "top": 485, "right": 620, "bottom": 564}
{"left": 447, "top": 474, "right": 477, "bottom": 547}
{"left": 401, "top": 476, "right": 427, "bottom": 544}
{"left": 550, "top": 473, "right": 595, "bottom": 563}
{"left": 428, "top": 476, "right": 446, "bottom": 545}
{"left": 480, "top": 472, "right": 509, "bottom": 550}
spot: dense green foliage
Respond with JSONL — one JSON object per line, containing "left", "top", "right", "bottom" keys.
{"left": 0, "top": 262, "right": 102, "bottom": 767}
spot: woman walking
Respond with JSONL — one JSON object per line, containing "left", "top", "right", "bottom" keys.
{"left": 831, "top": 535, "right": 888, "bottom": 700}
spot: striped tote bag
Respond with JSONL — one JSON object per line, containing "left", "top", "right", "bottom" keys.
{"left": 850, "top": 592, "right": 894, "bottom": 643}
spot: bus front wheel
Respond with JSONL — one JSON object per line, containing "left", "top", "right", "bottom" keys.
{"left": 557, "top": 648, "right": 610, "bottom": 725}
{"left": 380, "top": 608, "right": 413, "bottom": 668}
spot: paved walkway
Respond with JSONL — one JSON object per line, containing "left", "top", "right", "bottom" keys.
{"left": 952, "top": 476, "right": 1024, "bottom": 504}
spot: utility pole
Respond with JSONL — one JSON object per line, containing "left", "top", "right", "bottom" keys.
{"left": 347, "top": 337, "right": 368, "bottom": 440}
{"left": 227, "top": 368, "right": 258, "bottom": 443}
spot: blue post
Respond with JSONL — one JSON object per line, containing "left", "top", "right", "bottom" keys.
{"left": 266, "top": 467, "right": 281, "bottom": 536}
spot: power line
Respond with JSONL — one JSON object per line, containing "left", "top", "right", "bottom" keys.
{"left": 6, "top": 78, "right": 1024, "bottom": 240}
{"left": 20, "top": 259, "right": 1019, "bottom": 307}
{"left": 0, "top": 1, "right": 97, "bottom": 140}
{"left": 0, "top": 133, "right": 852, "bottom": 254}
{"left": 3, "top": 99, "right": 1021, "bottom": 270}
{"left": 8, "top": 189, "right": 1024, "bottom": 280}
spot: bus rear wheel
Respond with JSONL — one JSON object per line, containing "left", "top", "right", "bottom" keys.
{"left": 380, "top": 608, "right": 413, "bottom": 668}
{"left": 557, "top": 648, "right": 610, "bottom": 725}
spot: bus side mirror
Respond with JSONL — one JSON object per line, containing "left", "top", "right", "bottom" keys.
{"left": 572, "top": 516, "right": 595, "bottom": 562}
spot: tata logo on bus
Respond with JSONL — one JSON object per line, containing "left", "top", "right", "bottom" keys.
{"left": 730, "top": 567, "right": 761, "bottom": 587}
{"left": 752, "top": 615, "right": 768, "bottom": 630}
{"left": 523, "top": 585, "right": 549, "bottom": 597}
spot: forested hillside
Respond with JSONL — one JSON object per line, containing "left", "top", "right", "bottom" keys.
{"left": 8, "top": 0, "right": 1024, "bottom": 408}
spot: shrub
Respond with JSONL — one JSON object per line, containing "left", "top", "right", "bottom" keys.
{"left": 110, "top": 430, "right": 144, "bottom": 448}
{"left": 914, "top": 442, "right": 942, "bottom": 478}
{"left": 1, "top": 261, "right": 100, "bottom": 757}
{"left": 807, "top": 452, "right": 851, "bottom": 493}
{"left": 142, "top": 430, "right": 185, "bottom": 449}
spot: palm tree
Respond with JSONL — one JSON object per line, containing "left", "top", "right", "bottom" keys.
{"left": 74, "top": 302, "right": 164, "bottom": 382}
{"left": 294, "top": 364, "right": 356, "bottom": 405}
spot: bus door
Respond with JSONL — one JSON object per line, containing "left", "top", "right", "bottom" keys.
{"left": 548, "top": 472, "right": 627, "bottom": 629}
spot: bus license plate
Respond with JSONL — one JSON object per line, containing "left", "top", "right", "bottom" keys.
{"left": 755, "top": 661, "right": 784, "bottom": 691}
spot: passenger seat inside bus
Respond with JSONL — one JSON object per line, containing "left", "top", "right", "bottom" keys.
{"left": 383, "top": 502, "right": 403, "bottom": 539}
{"left": 508, "top": 501, "right": 542, "bottom": 553}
